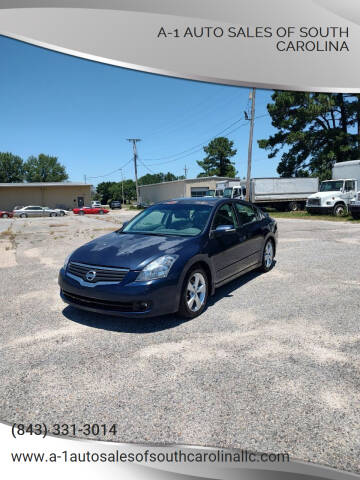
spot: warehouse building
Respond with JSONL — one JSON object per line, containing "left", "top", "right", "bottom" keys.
{"left": 139, "top": 177, "right": 238, "bottom": 204}
{"left": 0, "top": 182, "right": 92, "bottom": 211}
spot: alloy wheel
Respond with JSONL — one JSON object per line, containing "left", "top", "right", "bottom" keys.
{"left": 186, "top": 272, "right": 207, "bottom": 312}
{"left": 264, "top": 241, "right": 274, "bottom": 269}
{"left": 334, "top": 204, "right": 346, "bottom": 216}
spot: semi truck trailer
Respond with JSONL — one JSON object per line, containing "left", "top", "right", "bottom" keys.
{"left": 220, "top": 177, "right": 319, "bottom": 211}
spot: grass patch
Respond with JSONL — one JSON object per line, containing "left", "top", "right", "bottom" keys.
{"left": 0, "top": 227, "right": 16, "bottom": 248}
{"left": 268, "top": 210, "right": 360, "bottom": 222}
{"left": 128, "top": 205, "right": 144, "bottom": 210}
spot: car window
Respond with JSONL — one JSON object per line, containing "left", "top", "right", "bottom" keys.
{"left": 345, "top": 180, "right": 355, "bottom": 191}
{"left": 127, "top": 209, "right": 168, "bottom": 232}
{"left": 212, "top": 204, "right": 238, "bottom": 229}
{"left": 123, "top": 204, "right": 212, "bottom": 236}
{"left": 234, "top": 203, "right": 258, "bottom": 225}
{"left": 255, "top": 207, "right": 266, "bottom": 220}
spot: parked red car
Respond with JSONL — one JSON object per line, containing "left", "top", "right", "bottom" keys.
{"left": 0, "top": 210, "right": 13, "bottom": 218}
{"left": 73, "top": 206, "right": 109, "bottom": 215}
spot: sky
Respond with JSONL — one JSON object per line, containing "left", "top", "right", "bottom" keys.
{"left": 0, "top": 35, "right": 279, "bottom": 186}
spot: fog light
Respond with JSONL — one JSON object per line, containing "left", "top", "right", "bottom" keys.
{"left": 134, "top": 301, "right": 151, "bottom": 312}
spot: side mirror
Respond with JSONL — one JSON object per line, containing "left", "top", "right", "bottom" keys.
{"left": 214, "top": 224, "right": 236, "bottom": 237}
{"left": 121, "top": 221, "right": 129, "bottom": 230}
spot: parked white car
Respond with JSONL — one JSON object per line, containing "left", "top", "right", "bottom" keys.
{"left": 43, "top": 206, "right": 68, "bottom": 216}
{"left": 13, "top": 206, "right": 59, "bottom": 218}
{"left": 91, "top": 201, "right": 102, "bottom": 208}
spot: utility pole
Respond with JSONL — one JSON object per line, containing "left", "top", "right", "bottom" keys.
{"left": 127, "top": 138, "right": 141, "bottom": 205}
{"left": 184, "top": 165, "right": 188, "bottom": 179}
{"left": 84, "top": 174, "right": 87, "bottom": 184}
{"left": 120, "top": 168, "right": 125, "bottom": 205}
{"left": 245, "top": 88, "right": 256, "bottom": 202}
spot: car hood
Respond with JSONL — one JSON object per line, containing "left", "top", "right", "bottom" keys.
{"left": 308, "top": 191, "right": 342, "bottom": 199}
{"left": 70, "top": 231, "right": 199, "bottom": 270}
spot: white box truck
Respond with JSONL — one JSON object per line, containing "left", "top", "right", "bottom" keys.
{"left": 306, "top": 160, "right": 360, "bottom": 216}
{"left": 219, "top": 177, "right": 319, "bottom": 211}
{"left": 215, "top": 179, "right": 240, "bottom": 197}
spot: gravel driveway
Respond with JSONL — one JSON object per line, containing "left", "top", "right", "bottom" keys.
{"left": 1, "top": 213, "right": 359, "bottom": 473}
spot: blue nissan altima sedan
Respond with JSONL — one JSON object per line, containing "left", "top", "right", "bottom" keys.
{"left": 59, "top": 198, "right": 277, "bottom": 318}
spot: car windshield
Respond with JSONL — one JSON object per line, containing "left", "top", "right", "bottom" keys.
{"left": 223, "top": 188, "right": 232, "bottom": 198}
{"left": 122, "top": 203, "right": 213, "bottom": 236}
{"left": 320, "top": 180, "right": 344, "bottom": 192}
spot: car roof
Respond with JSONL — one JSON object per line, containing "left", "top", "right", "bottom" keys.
{"left": 156, "top": 197, "right": 253, "bottom": 207}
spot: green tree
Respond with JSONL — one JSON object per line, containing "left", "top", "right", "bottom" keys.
{"left": 258, "top": 91, "right": 360, "bottom": 180}
{"left": 99, "top": 180, "right": 136, "bottom": 204}
{"left": 197, "top": 137, "right": 237, "bottom": 177}
{"left": 0, "top": 152, "right": 24, "bottom": 182}
{"left": 24, "top": 154, "right": 68, "bottom": 182}
{"left": 121, "top": 179, "right": 136, "bottom": 203}
{"left": 138, "top": 172, "right": 178, "bottom": 185}
{"left": 96, "top": 181, "right": 117, "bottom": 204}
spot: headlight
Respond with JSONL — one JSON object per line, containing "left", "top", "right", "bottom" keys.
{"left": 63, "top": 254, "right": 71, "bottom": 270}
{"left": 136, "top": 255, "right": 177, "bottom": 282}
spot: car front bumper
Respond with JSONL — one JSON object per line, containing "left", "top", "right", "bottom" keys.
{"left": 306, "top": 205, "right": 333, "bottom": 214}
{"left": 349, "top": 203, "right": 360, "bottom": 214}
{"left": 58, "top": 267, "right": 181, "bottom": 318}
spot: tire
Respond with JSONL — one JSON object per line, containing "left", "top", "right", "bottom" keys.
{"left": 1, "top": 213, "right": 9, "bottom": 218}
{"left": 333, "top": 203, "right": 347, "bottom": 217}
{"left": 260, "top": 239, "right": 275, "bottom": 272}
{"left": 78, "top": 211, "right": 85, "bottom": 216}
{"left": 60, "top": 211, "right": 65, "bottom": 216}
{"left": 20, "top": 213, "right": 27, "bottom": 218}
{"left": 50, "top": 212, "right": 57, "bottom": 217}
{"left": 288, "top": 201, "right": 300, "bottom": 212}
{"left": 99, "top": 210, "right": 104, "bottom": 215}
{"left": 178, "top": 267, "right": 209, "bottom": 319}
{"left": 351, "top": 212, "right": 360, "bottom": 220}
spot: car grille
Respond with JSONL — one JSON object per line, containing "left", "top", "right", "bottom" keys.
{"left": 62, "top": 290, "right": 136, "bottom": 312}
{"left": 307, "top": 198, "right": 321, "bottom": 206}
{"left": 67, "top": 261, "right": 129, "bottom": 284}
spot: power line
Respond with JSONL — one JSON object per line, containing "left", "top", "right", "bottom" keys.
{"left": 142, "top": 113, "right": 269, "bottom": 166}
{"left": 84, "top": 111, "right": 269, "bottom": 182}
{"left": 142, "top": 118, "right": 246, "bottom": 163}
{"left": 138, "top": 159, "right": 156, "bottom": 175}
{"left": 87, "top": 159, "right": 132, "bottom": 180}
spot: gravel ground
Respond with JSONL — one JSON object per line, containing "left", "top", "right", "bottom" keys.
{"left": 0, "top": 212, "right": 359, "bottom": 473}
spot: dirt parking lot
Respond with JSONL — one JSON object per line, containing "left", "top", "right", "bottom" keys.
{"left": 1, "top": 212, "right": 360, "bottom": 473}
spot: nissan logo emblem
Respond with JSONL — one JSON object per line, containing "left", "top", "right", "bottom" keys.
{"left": 85, "top": 270, "right": 97, "bottom": 282}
